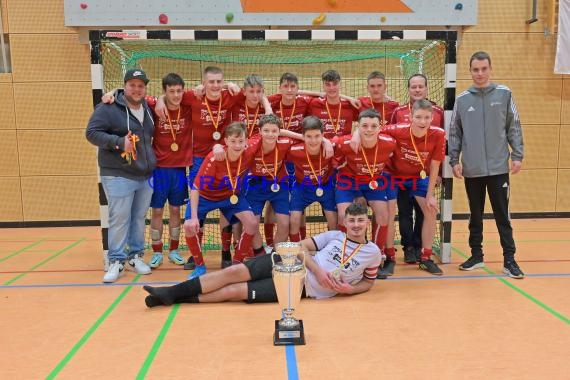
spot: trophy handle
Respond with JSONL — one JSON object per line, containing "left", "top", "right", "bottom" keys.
{"left": 271, "top": 251, "right": 278, "bottom": 267}
{"left": 298, "top": 250, "right": 306, "bottom": 267}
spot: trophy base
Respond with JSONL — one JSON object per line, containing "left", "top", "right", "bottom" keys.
{"left": 273, "top": 320, "right": 306, "bottom": 345}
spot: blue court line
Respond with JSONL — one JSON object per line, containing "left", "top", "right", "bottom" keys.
{"left": 3, "top": 273, "right": 570, "bottom": 290}
{"left": 285, "top": 345, "right": 299, "bottom": 380}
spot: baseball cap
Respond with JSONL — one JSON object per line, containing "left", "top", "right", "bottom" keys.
{"left": 124, "top": 69, "right": 149, "bottom": 84}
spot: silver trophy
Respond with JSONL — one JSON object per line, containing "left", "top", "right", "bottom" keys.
{"left": 272, "top": 242, "right": 306, "bottom": 345}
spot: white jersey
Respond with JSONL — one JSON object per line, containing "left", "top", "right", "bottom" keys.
{"left": 305, "top": 230, "right": 382, "bottom": 299}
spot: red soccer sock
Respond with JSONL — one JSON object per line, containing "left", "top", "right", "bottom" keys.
{"left": 385, "top": 247, "right": 396, "bottom": 261}
{"left": 185, "top": 235, "right": 204, "bottom": 266}
{"left": 235, "top": 232, "right": 254, "bottom": 262}
{"left": 289, "top": 232, "right": 301, "bottom": 242}
{"left": 421, "top": 248, "right": 433, "bottom": 262}
{"left": 337, "top": 224, "right": 347, "bottom": 233}
{"left": 373, "top": 225, "right": 388, "bottom": 251}
{"left": 264, "top": 223, "right": 275, "bottom": 247}
{"left": 300, "top": 226, "right": 307, "bottom": 240}
{"left": 169, "top": 239, "right": 179, "bottom": 251}
{"left": 151, "top": 242, "right": 163, "bottom": 254}
{"left": 197, "top": 230, "right": 204, "bottom": 245}
{"left": 221, "top": 225, "right": 232, "bottom": 252}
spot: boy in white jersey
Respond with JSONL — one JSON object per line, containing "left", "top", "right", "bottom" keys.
{"left": 142, "top": 202, "right": 382, "bottom": 307}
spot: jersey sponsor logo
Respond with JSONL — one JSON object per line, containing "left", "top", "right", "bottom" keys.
{"left": 467, "top": 106, "right": 475, "bottom": 112}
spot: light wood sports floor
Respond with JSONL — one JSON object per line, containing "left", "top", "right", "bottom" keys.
{"left": 1, "top": 219, "right": 569, "bottom": 380}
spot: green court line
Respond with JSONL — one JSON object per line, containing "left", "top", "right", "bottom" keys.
{"left": 0, "top": 239, "right": 46, "bottom": 264}
{"left": 46, "top": 275, "right": 142, "bottom": 380}
{"left": 452, "top": 246, "right": 570, "bottom": 325}
{"left": 136, "top": 304, "right": 181, "bottom": 379}
{"left": 3, "top": 239, "right": 85, "bottom": 285}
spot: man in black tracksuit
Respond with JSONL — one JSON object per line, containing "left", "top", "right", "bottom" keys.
{"left": 449, "top": 51, "right": 525, "bottom": 279}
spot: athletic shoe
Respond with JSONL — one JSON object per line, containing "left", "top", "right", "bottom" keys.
{"left": 149, "top": 253, "right": 163, "bottom": 268}
{"left": 221, "top": 259, "right": 233, "bottom": 269}
{"left": 183, "top": 256, "right": 196, "bottom": 270}
{"left": 419, "top": 259, "right": 443, "bottom": 275}
{"left": 264, "top": 246, "right": 274, "bottom": 255}
{"left": 187, "top": 264, "right": 207, "bottom": 280}
{"left": 103, "top": 261, "right": 124, "bottom": 283}
{"left": 459, "top": 255, "right": 485, "bottom": 271}
{"left": 376, "top": 265, "right": 388, "bottom": 280}
{"left": 168, "top": 250, "right": 184, "bottom": 265}
{"left": 127, "top": 254, "right": 151, "bottom": 275}
{"left": 503, "top": 259, "right": 525, "bottom": 279}
{"left": 378, "top": 258, "right": 396, "bottom": 277}
{"left": 404, "top": 246, "right": 418, "bottom": 264}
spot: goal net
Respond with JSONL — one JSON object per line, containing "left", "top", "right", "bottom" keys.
{"left": 99, "top": 38, "right": 448, "bottom": 256}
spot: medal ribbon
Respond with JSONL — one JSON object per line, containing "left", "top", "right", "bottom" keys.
{"left": 260, "top": 144, "right": 279, "bottom": 182}
{"left": 245, "top": 104, "right": 260, "bottom": 137}
{"left": 204, "top": 96, "right": 222, "bottom": 134}
{"left": 279, "top": 100, "right": 296, "bottom": 131}
{"left": 167, "top": 107, "right": 181, "bottom": 144}
{"left": 370, "top": 96, "right": 386, "bottom": 125}
{"left": 224, "top": 152, "right": 243, "bottom": 196}
{"left": 360, "top": 142, "right": 379, "bottom": 181}
{"left": 325, "top": 101, "right": 342, "bottom": 134}
{"left": 338, "top": 237, "right": 364, "bottom": 269}
{"left": 305, "top": 146, "right": 322, "bottom": 187}
{"left": 120, "top": 133, "right": 140, "bottom": 163}
{"left": 409, "top": 125, "right": 428, "bottom": 173}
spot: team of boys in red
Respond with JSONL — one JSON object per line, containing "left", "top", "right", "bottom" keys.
{"left": 139, "top": 68, "right": 447, "bottom": 280}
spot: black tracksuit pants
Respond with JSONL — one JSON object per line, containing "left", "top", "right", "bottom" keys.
{"left": 464, "top": 173, "right": 516, "bottom": 258}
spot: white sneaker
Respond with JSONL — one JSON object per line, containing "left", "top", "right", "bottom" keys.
{"left": 103, "top": 261, "right": 124, "bottom": 283}
{"left": 127, "top": 254, "right": 151, "bottom": 275}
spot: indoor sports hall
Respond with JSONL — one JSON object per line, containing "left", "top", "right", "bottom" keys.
{"left": 1, "top": 1, "right": 569, "bottom": 379}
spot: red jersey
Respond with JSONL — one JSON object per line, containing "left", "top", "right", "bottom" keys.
{"left": 390, "top": 100, "right": 444, "bottom": 128}
{"left": 147, "top": 98, "right": 193, "bottom": 167}
{"left": 249, "top": 138, "right": 293, "bottom": 181}
{"left": 308, "top": 97, "right": 359, "bottom": 139}
{"left": 231, "top": 96, "right": 266, "bottom": 138}
{"left": 357, "top": 96, "right": 399, "bottom": 125}
{"left": 193, "top": 139, "right": 261, "bottom": 201}
{"left": 269, "top": 94, "right": 311, "bottom": 134}
{"left": 334, "top": 134, "right": 396, "bottom": 178}
{"left": 181, "top": 89, "right": 240, "bottom": 158}
{"left": 382, "top": 123, "right": 446, "bottom": 177}
{"left": 285, "top": 143, "right": 336, "bottom": 185}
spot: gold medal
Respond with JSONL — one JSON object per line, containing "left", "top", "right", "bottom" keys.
{"left": 331, "top": 267, "right": 342, "bottom": 281}
{"left": 271, "top": 183, "right": 280, "bottom": 193}
{"left": 230, "top": 194, "right": 239, "bottom": 204}
{"left": 420, "top": 170, "right": 427, "bottom": 179}
{"left": 315, "top": 187, "right": 324, "bottom": 197}
{"left": 369, "top": 180, "right": 378, "bottom": 190}
{"left": 170, "top": 142, "right": 179, "bottom": 152}
{"left": 212, "top": 131, "right": 221, "bottom": 141}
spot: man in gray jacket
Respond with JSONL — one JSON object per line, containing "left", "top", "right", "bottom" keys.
{"left": 86, "top": 69, "right": 157, "bottom": 283}
{"left": 449, "top": 51, "right": 525, "bottom": 279}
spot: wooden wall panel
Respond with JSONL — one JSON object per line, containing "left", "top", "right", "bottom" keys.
{"left": 456, "top": 33, "right": 558, "bottom": 80}
{"left": 456, "top": 79, "right": 562, "bottom": 126}
{"left": 0, "top": 177, "right": 23, "bottom": 221}
{"left": 10, "top": 34, "right": 91, "bottom": 82}
{"left": 561, "top": 79, "right": 570, "bottom": 125}
{"left": 522, "top": 124, "right": 560, "bottom": 169}
{"left": 6, "top": 0, "right": 75, "bottom": 34}
{"left": 21, "top": 176, "right": 100, "bottom": 221}
{"left": 1, "top": 0, "right": 8, "bottom": 34}
{"left": 555, "top": 169, "right": 570, "bottom": 211}
{"left": 559, "top": 124, "right": 570, "bottom": 169}
{"left": 13, "top": 82, "right": 93, "bottom": 130}
{"left": 510, "top": 169, "right": 557, "bottom": 212}
{"left": 17, "top": 130, "right": 97, "bottom": 176}
{"left": 466, "top": 0, "right": 550, "bottom": 33}
{"left": 0, "top": 82, "right": 16, "bottom": 129}
{"left": 0, "top": 130, "right": 19, "bottom": 176}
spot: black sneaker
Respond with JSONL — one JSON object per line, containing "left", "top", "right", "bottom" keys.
{"left": 459, "top": 255, "right": 485, "bottom": 271}
{"left": 503, "top": 259, "right": 525, "bottom": 279}
{"left": 404, "top": 247, "right": 418, "bottom": 264}
{"left": 183, "top": 256, "right": 196, "bottom": 270}
{"left": 378, "top": 258, "right": 396, "bottom": 277}
{"left": 419, "top": 259, "right": 443, "bottom": 275}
